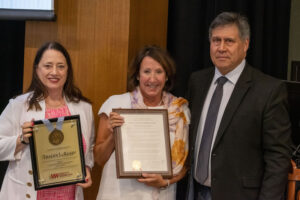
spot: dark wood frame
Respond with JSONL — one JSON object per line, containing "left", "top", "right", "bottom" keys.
{"left": 29, "top": 115, "right": 86, "bottom": 190}
{"left": 113, "top": 109, "right": 173, "bottom": 178}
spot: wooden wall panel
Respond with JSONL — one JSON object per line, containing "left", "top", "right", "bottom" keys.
{"left": 23, "top": 0, "right": 168, "bottom": 199}
{"left": 24, "top": 0, "right": 130, "bottom": 110}
{"left": 128, "top": 0, "right": 169, "bottom": 65}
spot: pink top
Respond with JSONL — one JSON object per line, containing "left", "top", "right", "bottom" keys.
{"left": 37, "top": 105, "right": 86, "bottom": 200}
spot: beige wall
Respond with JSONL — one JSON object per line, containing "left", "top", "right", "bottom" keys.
{"left": 23, "top": 0, "right": 168, "bottom": 199}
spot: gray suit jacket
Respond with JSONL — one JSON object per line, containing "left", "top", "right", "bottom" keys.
{"left": 177, "top": 64, "right": 292, "bottom": 200}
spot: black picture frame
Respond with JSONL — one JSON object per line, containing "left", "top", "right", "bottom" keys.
{"left": 29, "top": 115, "right": 86, "bottom": 190}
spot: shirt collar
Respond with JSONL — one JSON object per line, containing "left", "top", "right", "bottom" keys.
{"left": 213, "top": 59, "right": 246, "bottom": 85}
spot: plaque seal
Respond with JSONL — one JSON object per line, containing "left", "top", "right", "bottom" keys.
{"left": 49, "top": 129, "right": 64, "bottom": 145}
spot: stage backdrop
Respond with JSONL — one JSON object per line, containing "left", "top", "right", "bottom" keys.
{"left": 167, "top": 0, "right": 291, "bottom": 97}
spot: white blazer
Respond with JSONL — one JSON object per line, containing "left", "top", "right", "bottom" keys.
{"left": 0, "top": 93, "right": 95, "bottom": 200}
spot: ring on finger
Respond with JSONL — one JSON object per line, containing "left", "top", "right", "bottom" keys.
{"left": 20, "top": 134, "right": 29, "bottom": 145}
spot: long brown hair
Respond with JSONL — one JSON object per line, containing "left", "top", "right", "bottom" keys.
{"left": 26, "top": 41, "right": 91, "bottom": 110}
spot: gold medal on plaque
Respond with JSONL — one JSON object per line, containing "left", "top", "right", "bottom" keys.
{"left": 48, "top": 129, "right": 64, "bottom": 145}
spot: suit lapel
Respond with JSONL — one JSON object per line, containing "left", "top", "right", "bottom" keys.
{"left": 213, "top": 65, "right": 253, "bottom": 149}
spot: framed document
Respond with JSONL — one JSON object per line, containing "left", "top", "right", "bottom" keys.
{"left": 113, "top": 109, "right": 172, "bottom": 178}
{"left": 29, "top": 115, "right": 86, "bottom": 190}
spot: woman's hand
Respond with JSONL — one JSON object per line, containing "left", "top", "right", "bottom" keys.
{"left": 94, "top": 113, "right": 120, "bottom": 167}
{"left": 15, "top": 119, "right": 34, "bottom": 155}
{"left": 137, "top": 173, "right": 168, "bottom": 188}
{"left": 20, "top": 120, "right": 34, "bottom": 144}
{"left": 77, "top": 166, "right": 92, "bottom": 188}
{"left": 136, "top": 166, "right": 188, "bottom": 189}
{"left": 108, "top": 112, "right": 124, "bottom": 132}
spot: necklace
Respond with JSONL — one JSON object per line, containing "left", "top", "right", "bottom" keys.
{"left": 157, "top": 99, "right": 163, "bottom": 106}
{"left": 145, "top": 99, "right": 163, "bottom": 107}
{"left": 45, "top": 99, "right": 65, "bottom": 108}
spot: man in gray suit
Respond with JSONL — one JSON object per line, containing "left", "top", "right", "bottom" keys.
{"left": 176, "top": 12, "right": 292, "bottom": 200}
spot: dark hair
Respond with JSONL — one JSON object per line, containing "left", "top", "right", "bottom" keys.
{"left": 209, "top": 12, "right": 250, "bottom": 41}
{"left": 127, "top": 45, "right": 176, "bottom": 92}
{"left": 26, "top": 41, "right": 91, "bottom": 110}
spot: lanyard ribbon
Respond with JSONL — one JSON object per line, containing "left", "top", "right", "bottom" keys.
{"left": 43, "top": 117, "right": 65, "bottom": 132}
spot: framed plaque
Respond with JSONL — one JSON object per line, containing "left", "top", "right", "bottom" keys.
{"left": 112, "top": 109, "right": 172, "bottom": 178}
{"left": 29, "top": 115, "right": 86, "bottom": 190}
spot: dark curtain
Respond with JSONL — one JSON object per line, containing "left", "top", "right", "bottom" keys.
{"left": 167, "top": 0, "right": 291, "bottom": 97}
{"left": 0, "top": 20, "right": 25, "bottom": 111}
{"left": 0, "top": 20, "right": 25, "bottom": 190}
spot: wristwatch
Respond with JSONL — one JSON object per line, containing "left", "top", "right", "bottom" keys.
{"left": 20, "top": 134, "right": 29, "bottom": 145}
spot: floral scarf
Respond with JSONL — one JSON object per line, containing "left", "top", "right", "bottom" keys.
{"left": 130, "top": 87, "right": 190, "bottom": 175}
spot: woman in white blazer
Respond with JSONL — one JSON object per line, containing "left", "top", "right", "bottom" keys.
{"left": 0, "top": 42, "right": 94, "bottom": 200}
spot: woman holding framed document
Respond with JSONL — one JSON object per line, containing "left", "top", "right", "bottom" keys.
{"left": 94, "top": 45, "right": 190, "bottom": 200}
{"left": 0, "top": 42, "right": 94, "bottom": 200}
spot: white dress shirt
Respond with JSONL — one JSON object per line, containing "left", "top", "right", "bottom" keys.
{"left": 194, "top": 59, "right": 246, "bottom": 186}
